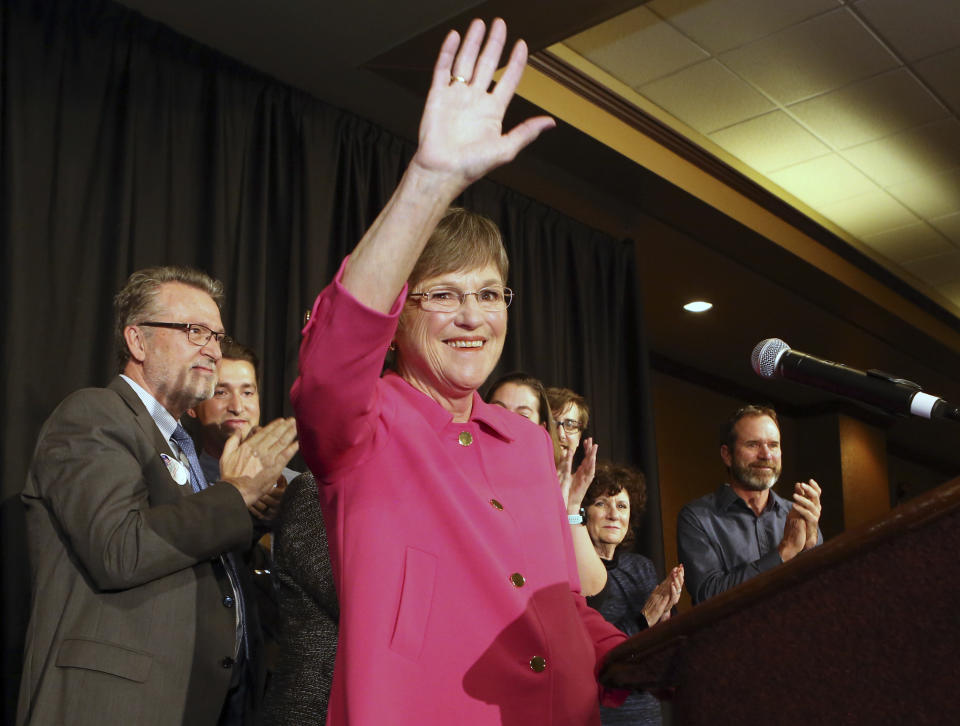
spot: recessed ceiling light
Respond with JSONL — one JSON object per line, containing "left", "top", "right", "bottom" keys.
{"left": 683, "top": 301, "right": 713, "bottom": 313}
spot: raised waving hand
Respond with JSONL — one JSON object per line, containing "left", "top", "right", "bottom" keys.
{"left": 342, "top": 18, "right": 555, "bottom": 312}
{"left": 412, "top": 18, "right": 556, "bottom": 188}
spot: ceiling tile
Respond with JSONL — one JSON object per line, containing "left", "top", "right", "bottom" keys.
{"left": 638, "top": 59, "right": 775, "bottom": 133}
{"left": 788, "top": 69, "right": 948, "bottom": 149}
{"left": 861, "top": 222, "right": 954, "bottom": 263}
{"left": 913, "top": 46, "right": 960, "bottom": 116}
{"left": 854, "top": 0, "right": 960, "bottom": 62}
{"left": 647, "top": 0, "right": 840, "bottom": 54}
{"left": 931, "top": 212, "right": 960, "bottom": 244}
{"left": 768, "top": 154, "right": 878, "bottom": 207}
{"left": 719, "top": 8, "right": 900, "bottom": 104}
{"left": 842, "top": 118, "right": 960, "bottom": 187}
{"left": 563, "top": 6, "right": 708, "bottom": 88}
{"left": 901, "top": 250, "right": 960, "bottom": 287}
{"left": 818, "top": 189, "right": 918, "bottom": 238}
{"left": 886, "top": 168, "right": 960, "bottom": 219}
{"left": 709, "top": 111, "right": 831, "bottom": 172}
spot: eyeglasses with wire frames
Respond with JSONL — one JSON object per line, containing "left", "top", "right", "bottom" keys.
{"left": 138, "top": 322, "right": 230, "bottom": 347}
{"left": 554, "top": 418, "right": 584, "bottom": 435}
{"left": 407, "top": 285, "right": 514, "bottom": 313}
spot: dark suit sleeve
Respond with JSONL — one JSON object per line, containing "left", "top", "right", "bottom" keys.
{"left": 28, "top": 388, "right": 253, "bottom": 591}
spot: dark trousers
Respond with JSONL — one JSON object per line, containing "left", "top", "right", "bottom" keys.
{"left": 218, "top": 646, "right": 256, "bottom": 726}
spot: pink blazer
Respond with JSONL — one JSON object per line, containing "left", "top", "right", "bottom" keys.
{"left": 292, "top": 262, "right": 626, "bottom": 724}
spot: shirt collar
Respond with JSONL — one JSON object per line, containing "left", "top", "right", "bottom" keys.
{"left": 717, "top": 482, "right": 786, "bottom": 514}
{"left": 120, "top": 374, "right": 180, "bottom": 442}
{"left": 470, "top": 396, "right": 517, "bottom": 442}
{"left": 384, "top": 372, "right": 514, "bottom": 442}
{"left": 716, "top": 483, "right": 741, "bottom": 511}
{"left": 765, "top": 488, "right": 788, "bottom": 512}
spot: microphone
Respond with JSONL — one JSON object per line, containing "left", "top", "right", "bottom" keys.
{"left": 751, "top": 338, "right": 960, "bottom": 421}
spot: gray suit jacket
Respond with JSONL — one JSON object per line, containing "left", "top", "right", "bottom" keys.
{"left": 18, "top": 377, "right": 255, "bottom": 726}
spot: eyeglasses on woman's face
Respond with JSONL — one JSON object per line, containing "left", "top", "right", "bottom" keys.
{"left": 407, "top": 285, "right": 513, "bottom": 313}
{"left": 554, "top": 418, "right": 583, "bottom": 434}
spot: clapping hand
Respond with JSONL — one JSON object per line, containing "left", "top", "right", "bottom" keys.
{"left": 778, "top": 478, "right": 822, "bottom": 561}
{"left": 248, "top": 472, "right": 288, "bottom": 521}
{"left": 793, "top": 478, "right": 821, "bottom": 550}
{"left": 219, "top": 417, "right": 299, "bottom": 508}
{"left": 642, "top": 565, "right": 684, "bottom": 627}
{"left": 558, "top": 437, "right": 598, "bottom": 513}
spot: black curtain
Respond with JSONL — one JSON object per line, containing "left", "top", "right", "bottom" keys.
{"left": 0, "top": 0, "right": 659, "bottom": 720}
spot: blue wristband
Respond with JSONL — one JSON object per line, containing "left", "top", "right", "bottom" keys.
{"left": 568, "top": 514, "right": 583, "bottom": 525}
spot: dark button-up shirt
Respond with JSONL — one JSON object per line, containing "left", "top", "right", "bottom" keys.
{"left": 677, "top": 484, "right": 823, "bottom": 604}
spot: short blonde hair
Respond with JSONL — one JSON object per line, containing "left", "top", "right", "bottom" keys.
{"left": 408, "top": 207, "right": 508, "bottom": 289}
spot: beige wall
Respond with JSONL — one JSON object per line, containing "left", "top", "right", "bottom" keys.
{"left": 651, "top": 371, "right": 742, "bottom": 612}
{"left": 838, "top": 415, "right": 891, "bottom": 530}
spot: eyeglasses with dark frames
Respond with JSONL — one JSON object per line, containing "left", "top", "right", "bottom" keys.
{"left": 407, "top": 285, "right": 514, "bottom": 313}
{"left": 554, "top": 418, "right": 584, "bottom": 434}
{"left": 138, "top": 322, "right": 229, "bottom": 347}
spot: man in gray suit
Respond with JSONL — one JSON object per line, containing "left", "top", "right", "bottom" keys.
{"left": 17, "top": 266, "right": 298, "bottom": 726}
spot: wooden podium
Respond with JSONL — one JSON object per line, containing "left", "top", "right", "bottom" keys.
{"left": 600, "top": 477, "right": 960, "bottom": 725}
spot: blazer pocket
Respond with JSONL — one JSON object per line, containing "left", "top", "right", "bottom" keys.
{"left": 56, "top": 638, "right": 153, "bottom": 683}
{"left": 389, "top": 547, "right": 437, "bottom": 661}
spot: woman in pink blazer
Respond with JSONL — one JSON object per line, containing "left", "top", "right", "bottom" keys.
{"left": 292, "top": 19, "right": 627, "bottom": 724}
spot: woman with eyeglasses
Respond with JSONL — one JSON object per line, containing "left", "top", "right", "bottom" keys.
{"left": 583, "top": 462, "right": 684, "bottom": 726}
{"left": 292, "top": 19, "right": 627, "bottom": 725}
{"left": 485, "top": 373, "right": 608, "bottom": 596}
